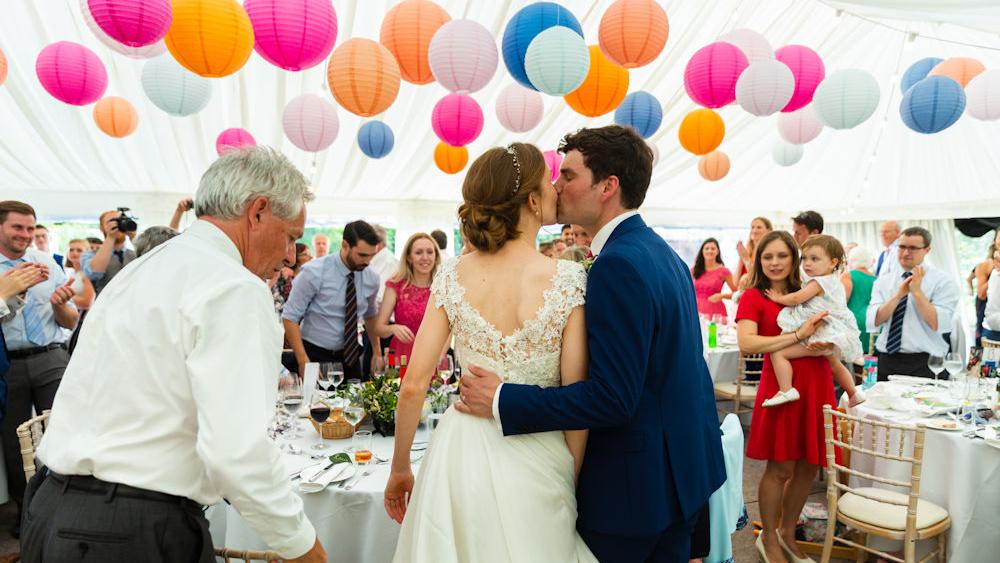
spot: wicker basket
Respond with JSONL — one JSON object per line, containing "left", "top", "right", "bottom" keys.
{"left": 309, "top": 408, "right": 355, "bottom": 440}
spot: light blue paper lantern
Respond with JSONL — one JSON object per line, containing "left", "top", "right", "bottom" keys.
{"left": 773, "top": 140, "right": 804, "bottom": 166}
{"left": 812, "top": 69, "right": 880, "bottom": 130}
{"left": 501, "top": 2, "right": 583, "bottom": 91}
{"left": 614, "top": 91, "right": 662, "bottom": 138}
{"left": 524, "top": 26, "right": 589, "bottom": 96}
{"left": 358, "top": 121, "right": 394, "bottom": 158}
{"left": 141, "top": 54, "right": 212, "bottom": 116}
{"left": 901, "top": 57, "right": 943, "bottom": 93}
{"left": 900, "top": 76, "right": 966, "bottom": 134}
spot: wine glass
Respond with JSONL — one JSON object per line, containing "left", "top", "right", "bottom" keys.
{"left": 310, "top": 402, "right": 331, "bottom": 450}
{"left": 330, "top": 362, "right": 345, "bottom": 393}
{"left": 279, "top": 377, "right": 304, "bottom": 440}
{"left": 317, "top": 362, "right": 333, "bottom": 396}
{"left": 927, "top": 354, "right": 945, "bottom": 383}
{"left": 943, "top": 352, "right": 964, "bottom": 380}
{"left": 437, "top": 355, "right": 454, "bottom": 385}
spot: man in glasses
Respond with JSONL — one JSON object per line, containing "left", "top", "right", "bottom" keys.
{"left": 866, "top": 226, "right": 959, "bottom": 379}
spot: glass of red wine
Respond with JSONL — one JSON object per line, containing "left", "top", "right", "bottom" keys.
{"left": 310, "top": 402, "right": 331, "bottom": 451}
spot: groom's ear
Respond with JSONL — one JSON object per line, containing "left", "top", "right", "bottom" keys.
{"left": 599, "top": 175, "right": 621, "bottom": 203}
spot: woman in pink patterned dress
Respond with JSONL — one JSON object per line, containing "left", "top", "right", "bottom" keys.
{"left": 691, "top": 238, "right": 737, "bottom": 321}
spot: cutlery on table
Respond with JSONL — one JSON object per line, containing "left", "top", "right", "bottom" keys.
{"left": 344, "top": 467, "right": 375, "bottom": 491}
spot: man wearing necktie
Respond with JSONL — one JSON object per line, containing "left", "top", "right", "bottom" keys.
{"left": 79, "top": 209, "right": 137, "bottom": 295}
{"left": 875, "top": 220, "right": 902, "bottom": 279}
{"left": 866, "top": 226, "right": 959, "bottom": 379}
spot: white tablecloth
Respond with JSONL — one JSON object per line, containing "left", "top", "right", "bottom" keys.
{"left": 705, "top": 345, "right": 740, "bottom": 384}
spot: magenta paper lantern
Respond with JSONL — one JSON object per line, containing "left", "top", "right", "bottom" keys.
{"left": 245, "top": 0, "right": 337, "bottom": 71}
{"left": 543, "top": 150, "right": 562, "bottom": 182}
{"left": 36, "top": 42, "right": 108, "bottom": 106}
{"left": 282, "top": 94, "right": 340, "bottom": 152}
{"left": 775, "top": 45, "right": 825, "bottom": 112}
{"left": 432, "top": 93, "right": 483, "bottom": 147}
{"left": 87, "top": 0, "right": 172, "bottom": 47}
{"left": 495, "top": 82, "right": 543, "bottom": 133}
{"left": 684, "top": 42, "right": 748, "bottom": 108}
{"left": 216, "top": 128, "right": 256, "bottom": 156}
{"left": 80, "top": 0, "right": 166, "bottom": 59}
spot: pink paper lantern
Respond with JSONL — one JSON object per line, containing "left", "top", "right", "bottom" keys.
{"left": 431, "top": 93, "right": 483, "bottom": 147}
{"left": 80, "top": 0, "right": 166, "bottom": 59}
{"left": 216, "top": 128, "right": 256, "bottom": 156}
{"left": 282, "top": 94, "right": 340, "bottom": 152}
{"left": 684, "top": 42, "right": 748, "bottom": 108}
{"left": 543, "top": 150, "right": 562, "bottom": 182}
{"left": 775, "top": 45, "right": 825, "bottom": 112}
{"left": 87, "top": 0, "right": 173, "bottom": 47}
{"left": 35, "top": 42, "right": 108, "bottom": 106}
{"left": 777, "top": 105, "right": 823, "bottom": 144}
{"left": 245, "top": 0, "right": 337, "bottom": 71}
{"left": 495, "top": 82, "right": 543, "bottom": 133}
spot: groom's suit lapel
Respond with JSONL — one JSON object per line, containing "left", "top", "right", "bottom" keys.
{"left": 598, "top": 214, "right": 646, "bottom": 257}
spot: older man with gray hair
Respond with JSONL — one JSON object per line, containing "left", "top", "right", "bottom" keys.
{"left": 24, "top": 148, "right": 326, "bottom": 562}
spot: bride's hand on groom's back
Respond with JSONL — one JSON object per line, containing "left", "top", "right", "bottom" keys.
{"left": 384, "top": 470, "right": 415, "bottom": 524}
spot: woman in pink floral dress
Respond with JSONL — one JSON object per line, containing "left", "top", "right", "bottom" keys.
{"left": 691, "top": 238, "right": 737, "bottom": 321}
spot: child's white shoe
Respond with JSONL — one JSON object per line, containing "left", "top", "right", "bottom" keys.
{"left": 848, "top": 389, "right": 867, "bottom": 408}
{"left": 762, "top": 388, "right": 800, "bottom": 408}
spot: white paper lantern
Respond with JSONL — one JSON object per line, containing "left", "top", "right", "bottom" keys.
{"left": 141, "top": 55, "right": 212, "bottom": 116}
{"left": 429, "top": 19, "right": 498, "bottom": 94}
{"left": 648, "top": 141, "right": 660, "bottom": 167}
{"left": 524, "top": 26, "right": 590, "bottom": 96}
{"left": 812, "top": 69, "right": 880, "bottom": 130}
{"left": 966, "top": 69, "right": 1000, "bottom": 121}
{"left": 718, "top": 28, "right": 773, "bottom": 64}
{"left": 736, "top": 60, "right": 794, "bottom": 116}
{"left": 495, "top": 82, "right": 544, "bottom": 132}
{"left": 80, "top": 0, "right": 166, "bottom": 59}
{"left": 773, "top": 141, "right": 803, "bottom": 166}
{"left": 282, "top": 94, "right": 339, "bottom": 152}
{"left": 777, "top": 105, "right": 823, "bottom": 144}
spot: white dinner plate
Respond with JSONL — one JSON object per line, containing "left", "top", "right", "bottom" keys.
{"left": 923, "top": 419, "right": 962, "bottom": 432}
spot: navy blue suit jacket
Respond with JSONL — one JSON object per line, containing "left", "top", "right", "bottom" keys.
{"left": 498, "top": 215, "right": 726, "bottom": 537}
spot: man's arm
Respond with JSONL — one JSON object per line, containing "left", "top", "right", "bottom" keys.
{"left": 169, "top": 198, "right": 193, "bottom": 231}
{"left": 85, "top": 223, "right": 121, "bottom": 277}
{"left": 919, "top": 271, "right": 959, "bottom": 334}
{"left": 363, "top": 277, "right": 382, "bottom": 370}
{"left": 281, "top": 269, "right": 319, "bottom": 375}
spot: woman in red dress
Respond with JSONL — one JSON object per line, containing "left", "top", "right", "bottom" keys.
{"left": 736, "top": 230, "right": 836, "bottom": 563}
{"left": 691, "top": 237, "right": 736, "bottom": 320}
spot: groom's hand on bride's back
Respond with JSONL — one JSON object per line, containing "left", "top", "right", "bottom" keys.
{"left": 454, "top": 364, "right": 500, "bottom": 419}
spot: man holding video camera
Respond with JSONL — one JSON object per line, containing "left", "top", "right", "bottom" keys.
{"left": 81, "top": 208, "right": 137, "bottom": 295}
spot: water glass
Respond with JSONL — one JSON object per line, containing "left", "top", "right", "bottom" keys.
{"left": 927, "top": 355, "right": 945, "bottom": 381}
{"left": 943, "top": 353, "right": 964, "bottom": 380}
{"left": 353, "top": 430, "right": 373, "bottom": 465}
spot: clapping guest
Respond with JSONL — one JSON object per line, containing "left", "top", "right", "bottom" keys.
{"left": 842, "top": 245, "right": 877, "bottom": 354}
{"left": 735, "top": 216, "right": 772, "bottom": 286}
{"left": 691, "top": 238, "right": 736, "bottom": 321}
{"left": 32, "top": 225, "right": 63, "bottom": 269}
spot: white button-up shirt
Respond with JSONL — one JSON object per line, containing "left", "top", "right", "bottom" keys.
{"left": 0, "top": 247, "right": 72, "bottom": 349}
{"left": 983, "top": 269, "right": 1000, "bottom": 332}
{"left": 875, "top": 238, "right": 901, "bottom": 280}
{"left": 38, "top": 220, "right": 315, "bottom": 559}
{"left": 866, "top": 263, "right": 959, "bottom": 356}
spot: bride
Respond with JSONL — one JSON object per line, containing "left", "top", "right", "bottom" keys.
{"left": 384, "top": 143, "right": 596, "bottom": 562}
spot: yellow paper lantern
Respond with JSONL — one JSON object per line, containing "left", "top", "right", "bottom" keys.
{"left": 928, "top": 57, "right": 985, "bottom": 88}
{"left": 165, "top": 0, "right": 255, "bottom": 78}
{"left": 698, "top": 151, "right": 730, "bottom": 181}
{"left": 93, "top": 96, "right": 138, "bottom": 138}
{"left": 564, "top": 45, "right": 630, "bottom": 117}
{"left": 380, "top": 0, "right": 451, "bottom": 85}
{"left": 678, "top": 108, "right": 724, "bottom": 155}
{"left": 434, "top": 142, "right": 468, "bottom": 174}
{"left": 598, "top": 0, "right": 669, "bottom": 69}
{"left": 327, "top": 38, "right": 402, "bottom": 117}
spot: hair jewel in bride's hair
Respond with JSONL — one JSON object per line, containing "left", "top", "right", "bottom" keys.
{"left": 505, "top": 144, "right": 521, "bottom": 196}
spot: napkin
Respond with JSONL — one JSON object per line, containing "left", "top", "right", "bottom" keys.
{"left": 298, "top": 461, "right": 354, "bottom": 493}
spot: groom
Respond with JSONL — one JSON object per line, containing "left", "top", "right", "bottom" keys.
{"left": 457, "top": 125, "right": 726, "bottom": 562}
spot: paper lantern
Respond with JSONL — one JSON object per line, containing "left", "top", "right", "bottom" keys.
{"left": 614, "top": 91, "right": 662, "bottom": 138}
{"left": 358, "top": 121, "right": 394, "bottom": 159}
{"left": 36, "top": 42, "right": 108, "bottom": 106}
{"left": 564, "top": 46, "right": 629, "bottom": 117}
{"left": 93, "top": 96, "right": 138, "bottom": 138}
{"left": 216, "top": 128, "right": 256, "bottom": 156}
{"left": 524, "top": 27, "right": 590, "bottom": 96}
{"left": 648, "top": 141, "right": 660, "bottom": 167}
{"left": 428, "top": 20, "right": 498, "bottom": 94}
{"left": 80, "top": 0, "right": 167, "bottom": 58}
{"left": 900, "top": 76, "right": 966, "bottom": 134}
{"left": 165, "top": 0, "right": 254, "bottom": 78}
{"left": 0, "top": 48, "right": 7, "bottom": 86}
{"left": 775, "top": 45, "right": 824, "bottom": 112}
{"left": 678, "top": 108, "right": 724, "bottom": 155}
{"left": 432, "top": 94, "right": 483, "bottom": 147}
{"left": 773, "top": 141, "right": 803, "bottom": 166}
{"left": 283, "top": 94, "right": 340, "bottom": 152}
{"left": 501, "top": 2, "right": 583, "bottom": 90}
{"left": 141, "top": 55, "right": 212, "bottom": 116}
{"left": 901, "top": 57, "right": 943, "bottom": 93}
{"left": 966, "top": 69, "right": 1000, "bottom": 121}
{"left": 496, "top": 82, "right": 544, "bottom": 132}
{"left": 777, "top": 105, "right": 823, "bottom": 144}
{"left": 87, "top": 0, "right": 172, "bottom": 47}
{"left": 327, "top": 38, "right": 401, "bottom": 117}
{"left": 812, "top": 69, "right": 880, "bottom": 130}
{"left": 684, "top": 42, "right": 748, "bottom": 108}
{"left": 245, "top": 0, "right": 337, "bottom": 71}
{"left": 380, "top": 0, "right": 450, "bottom": 84}
{"left": 597, "top": 0, "right": 668, "bottom": 69}
{"left": 543, "top": 150, "right": 562, "bottom": 182}
{"left": 928, "top": 57, "right": 985, "bottom": 88}
{"left": 698, "top": 151, "right": 729, "bottom": 181}
{"left": 718, "top": 29, "right": 772, "bottom": 64}
{"left": 434, "top": 143, "right": 468, "bottom": 174}
{"left": 735, "top": 59, "right": 794, "bottom": 116}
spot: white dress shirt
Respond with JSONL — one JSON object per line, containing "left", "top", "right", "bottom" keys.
{"left": 875, "top": 238, "right": 901, "bottom": 280}
{"left": 0, "top": 247, "right": 73, "bottom": 349}
{"left": 370, "top": 247, "right": 399, "bottom": 304}
{"left": 37, "top": 221, "right": 315, "bottom": 559}
{"left": 983, "top": 269, "right": 1000, "bottom": 332}
{"left": 865, "top": 263, "right": 959, "bottom": 356}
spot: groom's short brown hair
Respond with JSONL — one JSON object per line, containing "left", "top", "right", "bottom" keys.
{"left": 558, "top": 125, "right": 653, "bottom": 209}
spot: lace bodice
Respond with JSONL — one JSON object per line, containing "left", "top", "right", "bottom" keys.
{"left": 431, "top": 258, "right": 587, "bottom": 387}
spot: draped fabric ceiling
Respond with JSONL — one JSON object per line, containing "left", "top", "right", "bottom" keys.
{"left": 2, "top": 0, "right": 1000, "bottom": 229}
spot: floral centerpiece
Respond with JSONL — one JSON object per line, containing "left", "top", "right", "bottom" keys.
{"left": 360, "top": 373, "right": 399, "bottom": 436}
{"left": 427, "top": 376, "right": 457, "bottom": 414}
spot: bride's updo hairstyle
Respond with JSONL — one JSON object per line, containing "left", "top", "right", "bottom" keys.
{"left": 458, "top": 142, "right": 546, "bottom": 253}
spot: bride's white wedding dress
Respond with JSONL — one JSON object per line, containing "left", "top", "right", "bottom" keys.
{"left": 392, "top": 258, "right": 596, "bottom": 563}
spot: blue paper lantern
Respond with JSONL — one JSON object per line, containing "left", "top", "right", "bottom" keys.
{"left": 614, "top": 91, "right": 662, "bottom": 138}
{"left": 900, "top": 76, "right": 966, "bottom": 134}
{"left": 357, "top": 121, "right": 394, "bottom": 158}
{"left": 901, "top": 57, "right": 943, "bottom": 93}
{"left": 501, "top": 2, "right": 583, "bottom": 91}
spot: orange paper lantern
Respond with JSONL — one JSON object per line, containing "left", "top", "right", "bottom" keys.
{"left": 434, "top": 142, "right": 468, "bottom": 174}
{"left": 165, "top": 0, "right": 255, "bottom": 78}
{"left": 0, "top": 48, "right": 7, "bottom": 86}
{"left": 678, "top": 108, "right": 724, "bottom": 155}
{"left": 698, "top": 151, "right": 730, "bottom": 181}
{"left": 565, "top": 45, "right": 630, "bottom": 117}
{"left": 93, "top": 96, "right": 138, "bottom": 138}
{"left": 327, "top": 38, "right": 401, "bottom": 117}
{"left": 928, "top": 57, "right": 985, "bottom": 88}
{"left": 380, "top": 0, "right": 451, "bottom": 85}
{"left": 598, "top": 0, "right": 669, "bottom": 69}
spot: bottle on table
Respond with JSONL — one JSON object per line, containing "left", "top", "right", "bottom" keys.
{"left": 400, "top": 355, "right": 409, "bottom": 379}
{"left": 707, "top": 322, "right": 717, "bottom": 349}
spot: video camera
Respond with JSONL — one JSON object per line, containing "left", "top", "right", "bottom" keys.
{"left": 113, "top": 207, "right": 138, "bottom": 232}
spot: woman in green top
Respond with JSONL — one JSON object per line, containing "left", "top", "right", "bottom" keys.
{"left": 841, "top": 245, "right": 877, "bottom": 354}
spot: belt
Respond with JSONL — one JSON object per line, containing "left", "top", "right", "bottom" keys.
{"left": 49, "top": 472, "right": 202, "bottom": 510}
{"left": 8, "top": 342, "right": 64, "bottom": 359}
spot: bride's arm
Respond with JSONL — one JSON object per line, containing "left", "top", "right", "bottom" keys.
{"left": 559, "top": 306, "right": 588, "bottom": 481}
